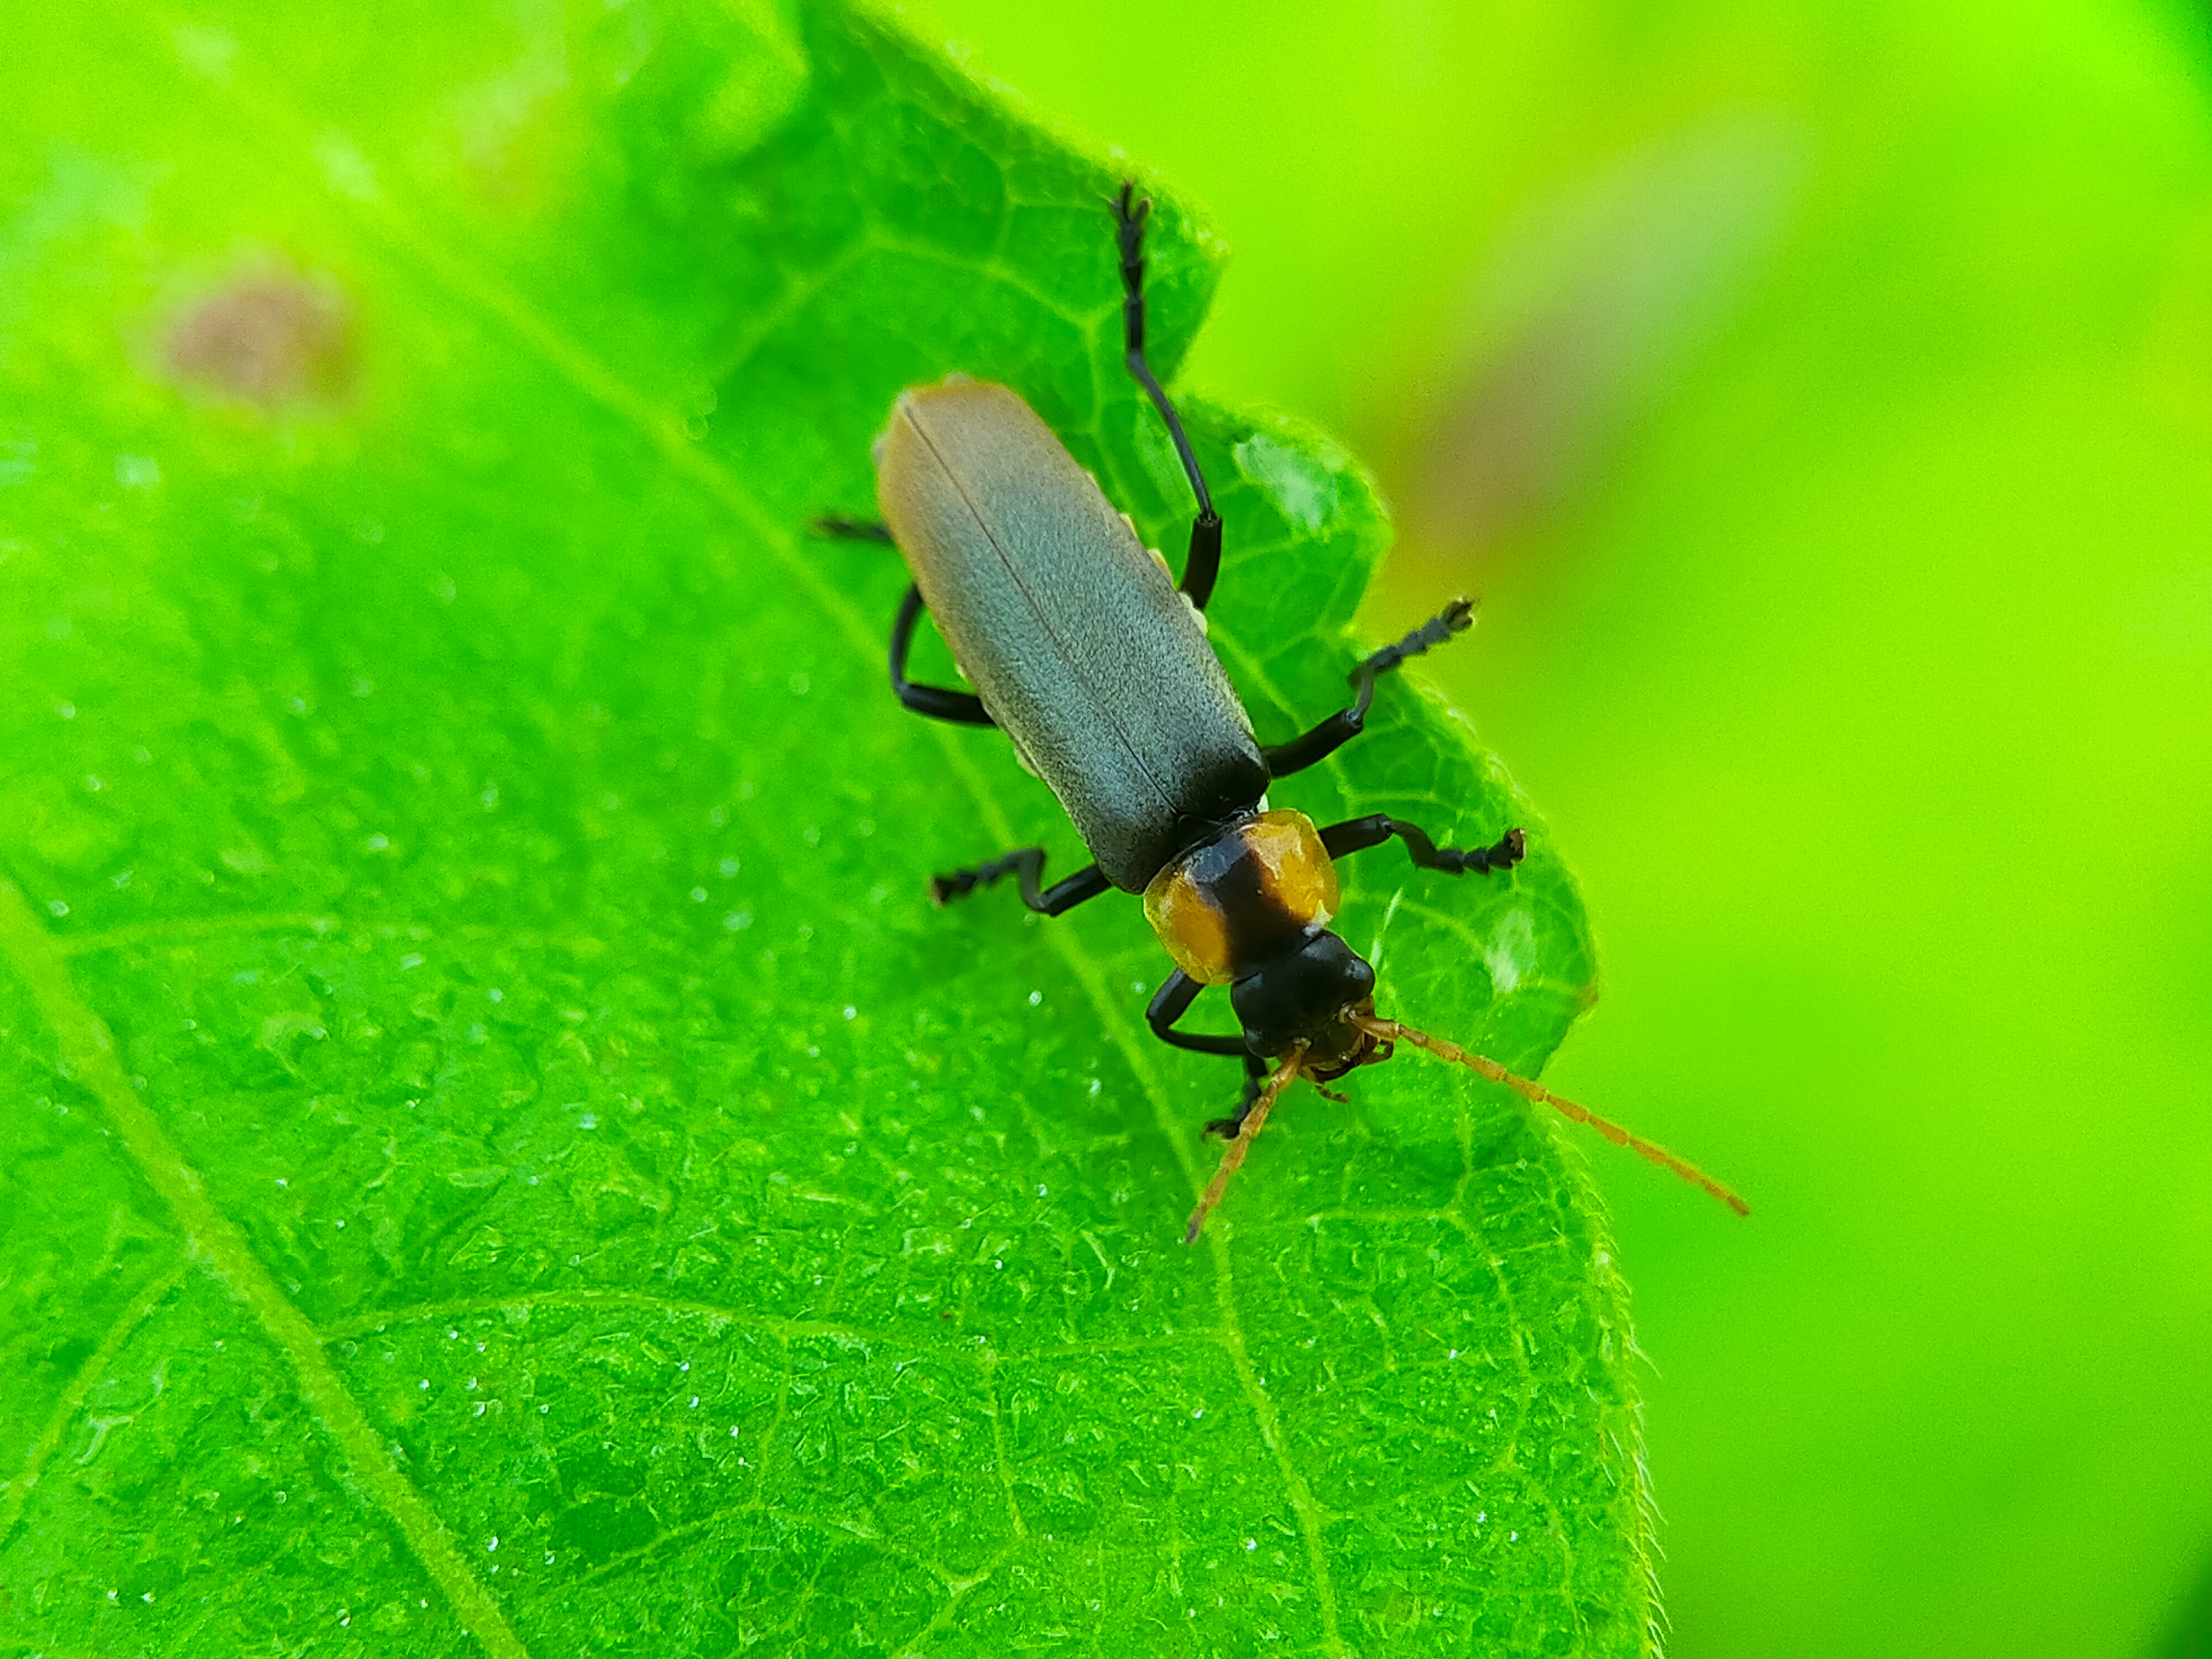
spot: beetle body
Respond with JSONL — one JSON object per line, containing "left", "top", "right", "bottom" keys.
{"left": 817, "top": 183, "right": 1744, "bottom": 1239}
{"left": 878, "top": 376, "right": 1384, "bottom": 1074}
{"left": 877, "top": 377, "right": 1266, "bottom": 893}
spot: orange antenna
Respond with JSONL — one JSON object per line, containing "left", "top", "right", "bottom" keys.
{"left": 1351, "top": 1013, "right": 1749, "bottom": 1217}
{"left": 1183, "top": 1047, "right": 1306, "bottom": 1244}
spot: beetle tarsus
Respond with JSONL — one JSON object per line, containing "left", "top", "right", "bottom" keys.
{"left": 1262, "top": 599, "right": 1483, "bottom": 778}
{"left": 1113, "top": 182, "right": 1150, "bottom": 354}
{"left": 1319, "top": 816, "right": 1527, "bottom": 877}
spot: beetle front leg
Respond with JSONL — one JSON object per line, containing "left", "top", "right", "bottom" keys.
{"left": 1114, "top": 183, "right": 1225, "bottom": 612}
{"left": 1146, "top": 971, "right": 1267, "bottom": 1135}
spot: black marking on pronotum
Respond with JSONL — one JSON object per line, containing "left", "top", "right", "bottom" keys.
{"left": 813, "top": 181, "right": 1747, "bottom": 1241}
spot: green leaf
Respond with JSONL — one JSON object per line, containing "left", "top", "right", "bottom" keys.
{"left": 0, "top": 4, "right": 1651, "bottom": 1653}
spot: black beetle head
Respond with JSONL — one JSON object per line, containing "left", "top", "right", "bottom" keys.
{"left": 1229, "top": 930, "right": 1381, "bottom": 1077}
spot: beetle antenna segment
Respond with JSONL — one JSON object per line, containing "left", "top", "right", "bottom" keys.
{"left": 1350, "top": 1014, "right": 1750, "bottom": 1216}
{"left": 1183, "top": 1047, "right": 1306, "bottom": 1245}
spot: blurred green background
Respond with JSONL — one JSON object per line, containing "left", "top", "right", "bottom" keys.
{"left": 903, "top": 0, "right": 2212, "bottom": 1653}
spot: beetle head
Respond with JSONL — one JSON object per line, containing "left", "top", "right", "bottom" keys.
{"left": 1229, "top": 929, "right": 1384, "bottom": 1077}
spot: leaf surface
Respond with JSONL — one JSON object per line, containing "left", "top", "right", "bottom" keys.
{"left": 0, "top": 5, "right": 1650, "bottom": 1653}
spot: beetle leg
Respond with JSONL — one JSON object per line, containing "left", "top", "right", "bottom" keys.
{"left": 1202, "top": 1053, "right": 1274, "bottom": 1140}
{"left": 931, "top": 846, "right": 1109, "bottom": 915}
{"left": 1145, "top": 971, "right": 1251, "bottom": 1055}
{"left": 1318, "top": 815, "right": 1527, "bottom": 876}
{"left": 1147, "top": 974, "right": 1272, "bottom": 1134}
{"left": 811, "top": 515, "right": 895, "bottom": 543}
{"left": 889, "top": 583, "right": 995, "bottom": 727}
{"left": 1261, "top": 599, "right": 1477, "bottom": 777}
{"left": 816, "top": 519, "right": 995, "bottom": 727}
{"left": 1113, "top": 182, "right": 1225, "bottom": 612}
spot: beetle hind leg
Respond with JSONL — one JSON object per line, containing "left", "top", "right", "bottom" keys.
{"left": 1113, "top": 182, "right": 1225, "bottom": 612}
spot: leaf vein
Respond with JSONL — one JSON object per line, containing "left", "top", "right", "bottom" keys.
{"left": 0, "top": 1263, "right": 185, "bottom": 1551}
{"left": 0, "top": 878, "right": 534, "bottom": 1659}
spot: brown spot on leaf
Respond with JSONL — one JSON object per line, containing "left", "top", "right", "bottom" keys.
{"left": 165, "top": 272, "right": 356, "bottom": 408}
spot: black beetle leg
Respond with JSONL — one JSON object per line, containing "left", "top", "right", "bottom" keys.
{"left": 1262, "top": 600, "right": 1478, "bottom": 777}
{"left": 1114, "top": 182, "right": 1224, "bottom": 612}
{"left": 1319, "top": 815, "right": 1526, "bottom": 875}
{"left": 932, "top": 847, "right": 1108, "bottom": 915}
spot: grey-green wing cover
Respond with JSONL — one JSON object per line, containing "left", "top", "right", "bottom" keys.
{"left": 876, "top": 379, "right": 1266, "bottom": 892}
